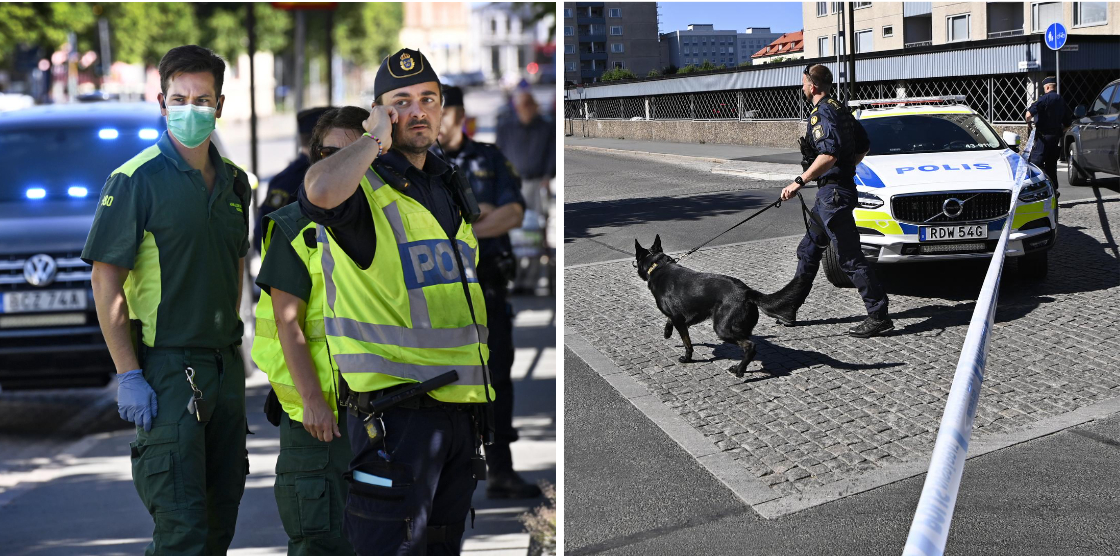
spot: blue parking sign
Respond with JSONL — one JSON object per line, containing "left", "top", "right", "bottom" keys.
{"left": 1045, "top": 23, "right": 1067, "bottom": 50}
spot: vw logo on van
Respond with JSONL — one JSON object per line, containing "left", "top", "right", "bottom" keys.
{"left": 24, "top": 254, "right": 58, "bottom": 287}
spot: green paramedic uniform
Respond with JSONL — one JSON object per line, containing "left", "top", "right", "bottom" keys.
{"left": 81, "top": 131, "right": 251, "bottom": 556}
{"left": 252, "top": 203, "right": 354, "bottom": 555}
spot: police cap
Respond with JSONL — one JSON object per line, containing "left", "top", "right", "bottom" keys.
{"left": 375, "top": 48, "right": 441, "bottom": 100}
{"left": 297, "top": 107, "right": 333, "bottom": 135}
{"left": 1042, "top": 76, "right": 1057, "bottom": 86}
{"left": 443, "top": 85, "right": 465, "bottom": 108}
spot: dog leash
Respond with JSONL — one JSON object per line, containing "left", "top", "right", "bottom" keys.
{"left": 674, "top": 196, "right": 784, "bottom": 264}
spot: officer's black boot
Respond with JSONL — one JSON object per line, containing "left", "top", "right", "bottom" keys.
{"left": 486, "top": 470, "right": 542, "bottom": 499}
{"left": 848, "top": 315, "right": 895, "bottom": 338}
{"left": 760, "top": 305, "right": 798, "bottom": 327}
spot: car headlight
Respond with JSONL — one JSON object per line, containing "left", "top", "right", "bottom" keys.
{"left": 857, "top": 191, "right": 884, "bottom": 209}
{"left": 1018, "top": 179, "right": 1053, "bottom": 203}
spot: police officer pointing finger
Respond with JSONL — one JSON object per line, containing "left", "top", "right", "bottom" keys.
{"left": 772, "top": 64, "right": 892, "bottom": 339}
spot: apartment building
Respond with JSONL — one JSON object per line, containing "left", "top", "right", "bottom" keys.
{"left": 803, "top": 1, "right": 1119, "bottom": 58}
{"left": 751, "top": 31, "right": 806, "bottom": 64}
{"left": 563, "top": 2, "right": 661, "bottom": 84}
{"left": 662, "top": 25, "right": 785, "bottom": 68}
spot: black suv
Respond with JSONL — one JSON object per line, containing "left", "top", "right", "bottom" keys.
{"left": 0, "top": 103, "right": 168, "bottom": 389}
{"left": 1065, "top": 78, "right": 1120, "bottom": 186}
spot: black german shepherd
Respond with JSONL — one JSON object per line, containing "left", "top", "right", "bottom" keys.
{"left": 635, "top": 235, "right": 812, "bottom": 378}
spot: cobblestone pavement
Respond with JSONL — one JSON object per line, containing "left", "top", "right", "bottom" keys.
{"left": 566, "top": 198, "right": 1120, "bottom": 506}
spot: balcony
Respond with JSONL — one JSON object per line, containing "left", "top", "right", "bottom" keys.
{"left": 582, "top": 69, "right": 604, "bottom": 79}
{"left": 580, "top": 51, "right": 608, "bottom": 61}
{"left": 579, "top": 33, "right": 606, "bottom": 42}
{"left": 987, "top": 28, "right": 1025, "bottom": 39}
{"left": 577, "top": 16, "right": 605, "bottom": 25}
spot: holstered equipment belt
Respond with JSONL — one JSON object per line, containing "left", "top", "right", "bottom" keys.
{"left": 344, "top": 370, "right": 460, "bottom": 417}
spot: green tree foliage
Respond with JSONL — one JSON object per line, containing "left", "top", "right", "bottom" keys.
{"left": 599, "top": 67, "right": 637, "bottom": 82}
{"left": 678, "top": 64, "right": 698, "bottom": 74}
{"left": 102, "top": 2, "right": 199, "bottom": 65}
{"left": 202, "top": 3, "right": 291, "bottom": 62}
{"left": 738, "top": 60, "right": 753, "bottom": 67}
{"left": 514, "top": 2, "right": 556, "bottom": 41}
{"left": 333, "top": 3, "right": 403, "bottom": 68}
{"left": 647, "top": 69, "right": 660, "bottom": 77}
{"left": 0, "top": 3, "right": 97, "bottom": 58}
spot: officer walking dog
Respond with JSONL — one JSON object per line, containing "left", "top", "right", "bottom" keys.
{"left": 774, "top": 64, "right": 893, "bottom": 338}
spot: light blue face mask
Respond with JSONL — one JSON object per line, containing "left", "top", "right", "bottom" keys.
{"left": 166, "top": 103, "right": 217, "bottom": 148}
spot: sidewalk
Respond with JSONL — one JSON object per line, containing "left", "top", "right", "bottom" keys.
{"left": 0, "top": 295, "right": 555, "bottom": 555}
{"left": 564, "top": 136, "right": 802, "bottom": 181}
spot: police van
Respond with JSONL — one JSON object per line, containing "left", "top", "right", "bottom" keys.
{"left": 822, "top": 96, "right": 1056, "bottom": 286}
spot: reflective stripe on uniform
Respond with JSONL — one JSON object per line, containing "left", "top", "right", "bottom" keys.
{"left": 331, "top": 353, "right": 490, "bottom": 386}
{"left": 324, "top": 317, "right": 487, "bottom": 349}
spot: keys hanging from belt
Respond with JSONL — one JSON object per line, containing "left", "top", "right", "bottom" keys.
{"left": 185, "top": 366, "right": 215, "bottom": 423}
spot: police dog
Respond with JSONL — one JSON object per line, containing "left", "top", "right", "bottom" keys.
{"left": 634, "top": 235, "right": 811, "bottom": 378}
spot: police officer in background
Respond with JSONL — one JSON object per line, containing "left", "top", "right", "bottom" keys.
{"left": 773, "top": 64, "right": 893, "bottom": 338}
{"left": 254, "top": 106, "right": 332, "bottom": 254}
{"left": 302, "top": 49, "right": 493, "bottom": 555}
{"left": 1024, "top": 76, "right": 1072, "bottom": 195}
{"left": 438, "top": 85, "right": 540, "bottom": 499}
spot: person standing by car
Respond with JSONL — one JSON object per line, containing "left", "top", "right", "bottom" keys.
{"left": 1025, "top": 76, "right": 1072, "bottom": 194}
{"left": 252, "top": 107, "right": 369, "bottom": 556}
{"left": 775, "top": 64, "right": 892, "bottom": 338}
{"left": 82, "top": 45, "right": 252, "bottom": 554}
{"left": 438, "top": 85, "right": 538, "bottom": 499}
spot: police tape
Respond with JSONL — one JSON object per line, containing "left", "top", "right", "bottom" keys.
{"left": 901, "top": 128, "right": 1038, "bottom": 556}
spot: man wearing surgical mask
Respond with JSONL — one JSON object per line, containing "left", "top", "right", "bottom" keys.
{"left": 83, "top": 44, "right": 252, "bottom": 554}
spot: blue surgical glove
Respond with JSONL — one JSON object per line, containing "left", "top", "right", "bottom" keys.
{"left": 117, "top": 369, "right": 158, "bottom": 432}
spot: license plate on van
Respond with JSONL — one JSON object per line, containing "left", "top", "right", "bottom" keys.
{"left": 919, "top": 225, "right": 988, "bottom": 242}
{"left": 1, "top": 290, "right": 87, "bottom": 313}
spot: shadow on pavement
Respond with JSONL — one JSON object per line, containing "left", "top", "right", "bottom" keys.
{"left": 565, "top": 190, "right": 771, "bottom": 242}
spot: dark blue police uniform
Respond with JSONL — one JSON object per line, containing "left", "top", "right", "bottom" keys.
{"left": 443, "top": 137, "right": 525, "bottom": 477}
{"left": 1025, "top": 87, "right": 1072, "bottom": 191}
{"left": 255, "top": 153, "right": 309, "bottom": 254}
{"left": 795, "top": 96, "right": 889, "bottom": 318}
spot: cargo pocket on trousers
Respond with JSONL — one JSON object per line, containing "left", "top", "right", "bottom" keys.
{"left": 276, "top": 445, "right": 331, "bottom": 539}
{"left": 130, "top": 425, "right": 181, "bottom": 515}
{"left": 295, "top": 476, "right": 332, "bottom": 535}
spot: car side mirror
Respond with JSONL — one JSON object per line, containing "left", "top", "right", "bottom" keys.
{"left": 1002, "top": 130, "right": 1020, "bottom": 148}
{"left": 1074, "top": 105, "right": 1087, "bottom": 118}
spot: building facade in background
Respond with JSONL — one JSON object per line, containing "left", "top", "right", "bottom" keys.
{"left": 563, "top": 2, "right": 660, "bottom": 84}
{"left": 400, "top": 3, "right": 474, "bottom": 75}
{"left": 662, "top": 25, "right": 785, "bottom": 68}
{"left": 803, "top": 1, "right": 1119, "bottom": 59}
{"left": 751, "top": 30, "right": 805, "bottom": 64}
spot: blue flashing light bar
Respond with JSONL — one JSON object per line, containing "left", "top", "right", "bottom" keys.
{"left": 68, "top": 186, "right": 89, "bottom": 198}
{"left": 26, "top": 188, "right": 47, "bottom": 199}
{"left": 139, "top": 128, "right": 159, "bottom": 140}
{"left": 98, "top": 128, "right": 120, "bottom": 140}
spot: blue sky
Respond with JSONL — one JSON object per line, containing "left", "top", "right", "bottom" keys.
{"left": 657, "top": 2, "right": 806, "bottom": 35}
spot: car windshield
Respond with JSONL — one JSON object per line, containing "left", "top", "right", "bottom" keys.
{"left": 860, "top": 113, "right": 1004, "bottom": 156}
{"left": 0, "top": 125, "right": 162, "bottom": 202}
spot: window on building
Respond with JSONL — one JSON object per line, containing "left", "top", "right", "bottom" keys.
{"left": 1074, "top": 2, "right": 1108, "bottom": 26}
{"left": 883, "top": 25, "right": 894, "bottom": 37}
{"left": 565, "top": 44, "right": 575, "bottom": 54}
{"left": 611, "top": 43, "right": 624, "bottom": 53}
{"left": 817, "top": 2, "right": 828, "bottom": 16}
{"left": 853, "top": 1, "right": 871, "bottom": 8}
{"left": 729, "top": 47, "right": 734, "bottom": 54}
{"left": 614, "top": 61, "right": 625, "bottom": 69}
{"left": 831, "top": 2, "right": 842, "bottom": 14}
{"left": 1031, "top": 2, "right": 1062, "bottom": 32}
{"left": 609, "top": 8, "right": 622, "bottom": 17}
{"left": 947, "top": 14, "right": 970, "bottom": 41}
{"left": 564, "top": 26, "right": 574, "bottom": 37}
{"left": 856, "top": 29, "right": 873, "bottom": 52}
{"left": 610, "top": 26, "right": 623, "bottom": 35}
{"left": 566, "top": 61, "right": 577, "bottom": 72}
{"left": 819, "top": 36, "right": 830, "bottom": 56}
{"left": 832, "top": 33, "right": 846, "bottom": 55}
{"left": 563, "top": 8, "right": 573, "bottom": 18}
{"left": 491, "top": 19, "right": 498, "bottom": 32}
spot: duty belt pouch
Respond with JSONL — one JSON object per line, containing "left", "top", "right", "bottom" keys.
{"left": 264, "top": 388, "right": 282, "bottom": 427}
{"left": 470, "top": 408, "right": 489, "bottom": 481}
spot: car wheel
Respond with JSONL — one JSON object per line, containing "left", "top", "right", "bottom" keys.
{"left": 823, "top": 242, "right": 854, "bottom": 288}
{"left": 1067, "top": 143, "right": 1092, "bottom": 187}
{"left": 1018, "top": 250, "right": 1048, "bottom": 281}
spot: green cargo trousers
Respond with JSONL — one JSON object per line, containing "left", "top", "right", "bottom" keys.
{"left": 129, "top": 345, "right": 249, "bottom": 556}
{"left": 276, "top": 410, "right": 355, "bottom": 555}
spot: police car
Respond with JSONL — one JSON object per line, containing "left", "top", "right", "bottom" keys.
{"left": 821, "top": 96, "right": 1056, "bottom": 286}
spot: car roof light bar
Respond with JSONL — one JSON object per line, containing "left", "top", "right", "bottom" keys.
{"left": 849, "top": 95, "right": 969, "bottom": 108}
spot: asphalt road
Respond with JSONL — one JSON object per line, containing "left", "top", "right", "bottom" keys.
{"left": 564, "top": 143, "right": 1120, "bottom": 267}
{"left": 565, "top": 349, "right": 1120, "bottom": 555}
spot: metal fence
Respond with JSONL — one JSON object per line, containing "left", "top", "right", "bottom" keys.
{"left": 565, "top": 70, "right": 1116, "bottom": 124}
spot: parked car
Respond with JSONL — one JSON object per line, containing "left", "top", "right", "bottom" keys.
{"left": 0, "top": 102, "right": 247, "bottom": 389}
{"left": 1064, "top": 78, "right": 1120, "bottom": 186}
{"left": 830, "top": 96, "right": 1057, "bottom": 286}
